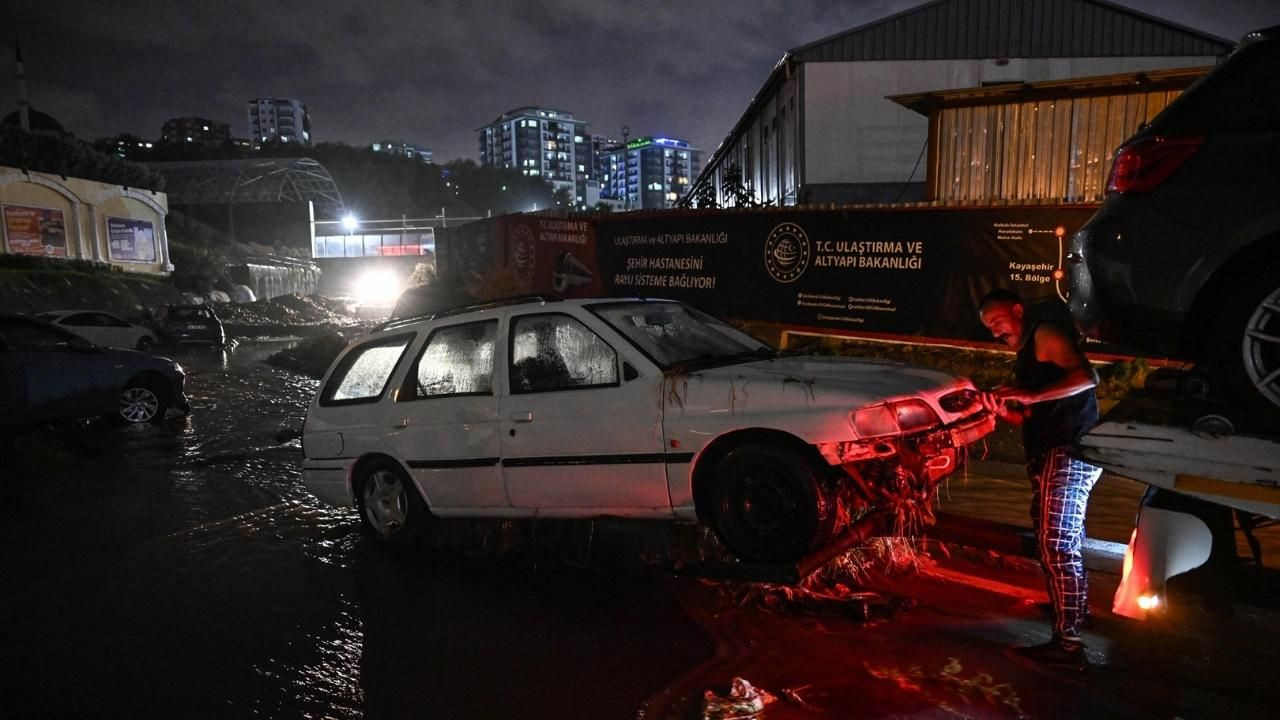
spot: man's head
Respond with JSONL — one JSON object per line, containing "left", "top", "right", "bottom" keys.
{"left": 978, "top": 288, "right": 1025, "bottom": 348}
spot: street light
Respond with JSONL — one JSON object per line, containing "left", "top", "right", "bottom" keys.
{"left": 342, "top": 213, "right": 359, "bottom": 233}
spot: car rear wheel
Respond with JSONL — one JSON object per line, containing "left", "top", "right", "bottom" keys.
{"left": 1213, "top": 277, "right": 1280, "bottom": 414}
{"left": 711, "top": 444, "right": 834, "bottom": 562}
{"left": 118, "top": 381, "right": 168, "bottom": 424}
{"left": 355, "top": 459, "right": 431, "bottom": 544}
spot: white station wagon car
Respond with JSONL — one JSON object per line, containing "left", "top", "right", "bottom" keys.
{"left": 302, "top": 297, "right": 995, "bottom": 561}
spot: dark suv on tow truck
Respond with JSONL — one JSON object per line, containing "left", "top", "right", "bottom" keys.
{"left": 1067, "top": 25, "right": 1280, "bottom": 415}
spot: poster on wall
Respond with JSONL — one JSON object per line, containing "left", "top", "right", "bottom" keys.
{"left": 106, "top": 216, "right": 157, "bottom": 263}
{"left": 500, "top": 214, "right": 603, "bottom": 297}
{"left": 592, "top": 206, "right": 1099, "bottom": 344}
{"left": 2, "top": 204, "right": 68, "bottom": 257}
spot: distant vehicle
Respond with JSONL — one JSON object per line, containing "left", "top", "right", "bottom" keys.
{"left": 159, "top": 304, "right": 225, "bottom": 346}
{"left": 1067, "top": 25, "right": 1280, "bottom": 414}
{"left": 0, "top": 313, "right": 190, "bottom": 426}
{"left": 34, "top": 310, "right": 158, "bottom": 351}
{"left": 302, "top": 296, "right": 994, "bottom": 562}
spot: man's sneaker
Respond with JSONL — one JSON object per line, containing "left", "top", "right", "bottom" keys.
{"left": 1011, "top": 638, "right": 1090, "bottom": 671}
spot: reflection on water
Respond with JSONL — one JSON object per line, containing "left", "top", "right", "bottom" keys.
{"left": 0, "top": 338, "right": 707, "bottom": 719}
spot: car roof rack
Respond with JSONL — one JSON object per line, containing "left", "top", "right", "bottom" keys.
{"left": 374, "top": 294, "right": 563, "bottom": 333}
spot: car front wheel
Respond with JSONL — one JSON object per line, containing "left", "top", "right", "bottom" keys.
{"left": 355, "top": 460, "right": 431, "bottom": 544}
{"left": 711, "top": 444, "right": 834, "bottom": 562}
{"left": 118, "top": 382, "right": 168, "bottom": 424}
{"left": 1213, "top": 277, "right": 1280, "bottom": 415}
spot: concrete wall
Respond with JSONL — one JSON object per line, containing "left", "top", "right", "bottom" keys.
{"left": 0, "top": 165, "right": 171, "bottom": 275}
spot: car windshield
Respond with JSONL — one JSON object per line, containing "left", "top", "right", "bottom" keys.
{"left": 591, "top": 301, "right": 772, "bottom": 370}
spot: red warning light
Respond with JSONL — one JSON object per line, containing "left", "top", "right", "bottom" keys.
{"left": 1053, "top": 268, "right": 1065, "bottom": 280}
{"left": 1054, "top": 226, "right": 1065, "bottom": 237}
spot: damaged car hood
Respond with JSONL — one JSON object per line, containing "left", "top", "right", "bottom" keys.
{"left": 689, "top": 355, "right": 963, "bottom": 403}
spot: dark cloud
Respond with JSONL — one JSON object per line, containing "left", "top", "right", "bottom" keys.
{"left": 7, "top": 0, "right": 1278, "bottom": 162}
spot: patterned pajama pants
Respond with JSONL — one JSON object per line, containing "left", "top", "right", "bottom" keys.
{"left": 1027, "top": 446, "right": 1102, "bottom": 640}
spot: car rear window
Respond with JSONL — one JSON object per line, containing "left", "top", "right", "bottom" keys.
{"left": 171, "top": 307, "right": 214, "bottom": 320}
{"left": 320, "top": 333, "right": 414, "bottom": 405}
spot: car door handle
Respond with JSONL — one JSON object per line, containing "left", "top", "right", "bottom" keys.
{"left": 510, "top": 412, "right": 533, "bottom": 423}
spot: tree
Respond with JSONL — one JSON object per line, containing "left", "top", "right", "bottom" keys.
{"left": 691, "top": 180, "right": 719, "bottom": 209}
{"left": 0, "top": 126, "right": 164, "bottom": 190}
{"left": 721, "top": 164, "right": 768, "bottom": 208}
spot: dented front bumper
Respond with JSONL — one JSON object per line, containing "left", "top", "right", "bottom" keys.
{"left": 817, "top": 410, "right": 996, "bottom": 481}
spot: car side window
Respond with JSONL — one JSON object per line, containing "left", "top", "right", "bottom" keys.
{"left": 0, "top": 319, "right": 76, "bottom": 350}
{"left": 64, "top": 313, "right": 97, "bottom": 326}
{"left": 320, "top": 333, "right": 413, "bottom": 405}
{"left": 409, "top": 320, "right": 497, "bottom": 399}
{"left": 509, "top": 314, "right": 617, "bottom": 394}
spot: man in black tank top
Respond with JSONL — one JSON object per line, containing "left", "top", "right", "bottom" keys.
{"left": 978, "top": 289, "right": 1102, "bottom": 670}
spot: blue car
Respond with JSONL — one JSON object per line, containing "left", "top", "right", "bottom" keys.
{"left": 0, "top": 313, "right": 191, "bottom": 426}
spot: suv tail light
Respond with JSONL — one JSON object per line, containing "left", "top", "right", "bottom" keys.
{"left": 1106, "top": 135, "right": 1204, "bottom": 193}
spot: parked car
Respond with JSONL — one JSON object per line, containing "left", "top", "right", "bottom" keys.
{"left": 301, "top": 297, "right": 994, "bottom": 561}
{"left": 34, "top": 309, "right": 159, "bottom": 351}
{"left": 159, "top": 304, "right": 225, "bottom": 346}
{"left": 0, "top": 313, "right": 190, "bottom": 426}
{"left": 1067, "top": 25, "right": 1280, "bottom": 414}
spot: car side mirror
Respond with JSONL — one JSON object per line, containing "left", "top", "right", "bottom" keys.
{"left": 68, "top": 336, "right": 97, "bottom": 352}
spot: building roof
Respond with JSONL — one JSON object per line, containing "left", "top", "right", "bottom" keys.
{"left": 1, "top": 107, "right": 66, "bottom": 135}
{"left": 148, "top": 157, "right": 344, "bottom": 218}
{"left": 483, "top": 107, "right": 582, "bottom": 127}
{"left": 792, "top": 0, "right": 1231, "bottom": 62}
{"left": 888, "top": 64, "right": 1211, "bottom": 115}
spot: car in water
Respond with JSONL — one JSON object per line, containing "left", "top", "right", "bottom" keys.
{"left": 159, "top": 304, "right": 225, "bottom": 346}
{"left": 1067, "top": 25, "right": 1280, "bottom": 415}
{"left": 34, "top": 309, "right": 159, "bottom": 351}
{"left": 301, "top": 297, "right": 994, "bottom": 562}
{"left": 0, "top": 313, "right": 190, "bottom": 426}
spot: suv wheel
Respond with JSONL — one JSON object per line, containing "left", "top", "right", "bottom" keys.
{"left": 118, "top": 381, "right": 168, "bottom": 424}
{"left": 356, "top": 460, "right": 431, "bottom": 544}
{"left": 1213, "top": 277, "right": 1280, "bottom": 414}
{"left": 711, "top": 444, "right": 834, "bottom": 562}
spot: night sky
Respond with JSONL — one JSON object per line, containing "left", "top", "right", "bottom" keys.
{"left": 7, "top": 0, "right": 1279, "bottom": 163}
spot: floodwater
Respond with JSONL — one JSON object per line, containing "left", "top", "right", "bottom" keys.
{"left": 3, "top": 338, "right": 1275, "bottom": 718}
{"left": 0, "top": 340, "right": 709, "bottom": 719}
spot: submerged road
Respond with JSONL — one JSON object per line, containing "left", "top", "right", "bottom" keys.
{"left": 2, "top": 338, "right": 1277, "bottom": 718}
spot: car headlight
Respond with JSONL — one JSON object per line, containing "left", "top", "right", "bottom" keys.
{"left": 853, "top": 399, "right": 942, "bottom": 437}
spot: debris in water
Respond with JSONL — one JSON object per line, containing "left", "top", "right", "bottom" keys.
{"left": 701, "top": 677, "right": 775, "bottom": 719}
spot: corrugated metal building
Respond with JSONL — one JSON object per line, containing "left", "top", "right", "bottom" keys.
{"left": 686, "top": 0, "right": 1231, "bottom": 208}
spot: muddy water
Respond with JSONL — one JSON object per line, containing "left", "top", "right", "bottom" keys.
{"left": 4, "top": 339, "right": 1273, "bottom": 718}
{"left": 0, "top": 339, "right": 709, "bottom": 719}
